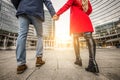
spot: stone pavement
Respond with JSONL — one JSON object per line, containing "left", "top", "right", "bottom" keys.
{"left": 0, "top": 48, "right": 120, "bottom": 80}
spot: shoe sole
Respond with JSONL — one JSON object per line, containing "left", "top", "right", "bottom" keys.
{"left": 17, "top": 68, "right": 27, "bottom": 74}
{"left": 74, "top": 61, "right": 82, "bottom": 66}
{"left": 17, "top": 71, "right": 24, "bottom": 74}
{"left": 17, "top": 66, "right": 27, "bottom": 74}
{"left": 74, "top": 63, "right": 82, "bottom": 66}
{"left": 36, "top": 63, "right": 45, "bottom": 67}
{"left": 85, "top": 68, "right": 99, "bottom": 73}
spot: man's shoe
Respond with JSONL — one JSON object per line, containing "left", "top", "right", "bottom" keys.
{"left": 74, "top": 59, "right": 82, "bottom": 66}
{"left": 36, "top": 57, "right": 45, "bottom": 67}
{"left": 17, "top": 64, "right": 27, "bottom": 74}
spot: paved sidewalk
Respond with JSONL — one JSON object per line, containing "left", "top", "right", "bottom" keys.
{"left": 0, "top": 48, "right": 120, "bottom": 80}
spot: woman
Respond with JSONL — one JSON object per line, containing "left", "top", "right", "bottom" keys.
{"left": 53, "top": 0, "right": 99, "bottom": 73}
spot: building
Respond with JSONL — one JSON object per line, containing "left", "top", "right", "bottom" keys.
{"left": 0, "top": 0, "right": 18, "bottom": 49}
{"left": 0, "top": 0, "right": 18, "bottom": 33}
{"left": 90, "top": 0, "right": 120, "bottom": 48}
{"left": 90, "top": 0, "right": 120, "bottom": 27}
{"left": 43, "top": 10, "right": 55, "bottom": 38}
{"left": 27, "top": 10, "right": 55, "bottom": 49}
{"left": 1, "top": 0, "right": 120, "bottom": 49}
{"left": 79, "top": 0, "right": 120, "bottom": 48}
{"left": 43, "top": 10, "right": 55, "bottom": 49}
{"left": 94, "top": 19, "right": 120, "bottom": 48}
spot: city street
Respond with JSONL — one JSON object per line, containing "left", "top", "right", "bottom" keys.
{"left": 0, "top": 48, "right": 120, "bottom": 80}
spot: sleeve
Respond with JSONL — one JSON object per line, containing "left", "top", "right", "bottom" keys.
{"left": 56, "top": 0, "right": 74, "bottom": 16}
{"left": 11, "top": 0, "right": 21, "bottom": 10}
{"left": 86, "top": 0, "right": 92, "bottom": 15}
{"left": 43, "top": 0, "right": 56, "bottom": 17}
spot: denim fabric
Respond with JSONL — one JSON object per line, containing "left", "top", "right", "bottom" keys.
{"left": 16, "top": 15, "right": 43, "bottom": 66}
{"left": 14, "top": 0, "right": 55, "bottom": 21}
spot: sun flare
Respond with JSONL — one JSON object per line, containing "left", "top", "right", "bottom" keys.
{"left": 54, "top": 10, "right": 73, "bottom": 48}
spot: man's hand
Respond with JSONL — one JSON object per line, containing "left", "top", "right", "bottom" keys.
{"left": 53, "top": 14, "right": 59, "bottom": 21}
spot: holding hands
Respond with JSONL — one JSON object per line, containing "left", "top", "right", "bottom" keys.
{"left": 53, "top": 14, "right": 59, "bottom": 21}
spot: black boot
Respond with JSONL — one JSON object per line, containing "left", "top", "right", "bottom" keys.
{"left": 84, "top": 32, "right": 99, "bottom": 73}
{"left": 85, "top": 60, "right": 99, "bottom": 73}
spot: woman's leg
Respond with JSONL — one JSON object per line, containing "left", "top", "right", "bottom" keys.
{"left": 84, "top": 32, "right": 99, "bottom": 73}
{"left": 73, "top": 34, "right": 82, "bottom": 66}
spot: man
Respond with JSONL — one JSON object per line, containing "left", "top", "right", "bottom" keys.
{"left": 11, "top": 0, "right": 56, "bottom": 74}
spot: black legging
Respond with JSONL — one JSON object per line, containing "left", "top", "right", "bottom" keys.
{"left": 84, "top": 32, "right": 96, "bottom": 60}
{"left": 73, "top": 32, "right": 96, "bottom": 61}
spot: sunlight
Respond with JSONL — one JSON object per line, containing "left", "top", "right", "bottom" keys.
{"left": 55, "top": 12, "right": 71, "bottom": 41}
{"left": 54, "top": 11, "right": 73, "bottom": 48}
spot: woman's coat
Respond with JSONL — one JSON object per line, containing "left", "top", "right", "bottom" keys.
{"left": 56, "top": 0, "right": 94, "bottom": 34}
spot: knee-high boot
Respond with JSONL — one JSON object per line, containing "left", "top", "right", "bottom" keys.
{"left": 84, "top": 32, "right": 99, "bottom": 73}
{"left": 73, "top": 34, "right": 82, "bottom": 66}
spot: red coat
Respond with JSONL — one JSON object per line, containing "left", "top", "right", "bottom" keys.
{"left": 56, "top": 0, "right": 94, "bottom": 34}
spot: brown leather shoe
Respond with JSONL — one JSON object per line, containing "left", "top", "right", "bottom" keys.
{"left": 36, "top": 57, "right": 45, "bottom": 67}
{"left": 17, "top": 64, "right": 27, "bottom": 74}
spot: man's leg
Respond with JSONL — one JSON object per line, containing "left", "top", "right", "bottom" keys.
{"left": 29, "top": 16, "right": 45, "bottom": 67}
{"left": 73, "top": 34, "right": 82, "bottom": 66}
{"left": 16, "top": 15, "right": 30, "bottom": 73}
{"left": 84, "top": 32, "right": 99, "bottom": 73}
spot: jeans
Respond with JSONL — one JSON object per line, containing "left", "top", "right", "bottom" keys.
{"left": 16, "top": 15, "right": 43, "bottom": 66}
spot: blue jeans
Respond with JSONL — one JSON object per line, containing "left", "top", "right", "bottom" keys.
{"left": 16, "top": 15, "right": 43, "bottom": 66}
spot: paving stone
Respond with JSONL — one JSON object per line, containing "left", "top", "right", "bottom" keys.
{"left": 0, "top": 48, "right": 120, "bottom": 80}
